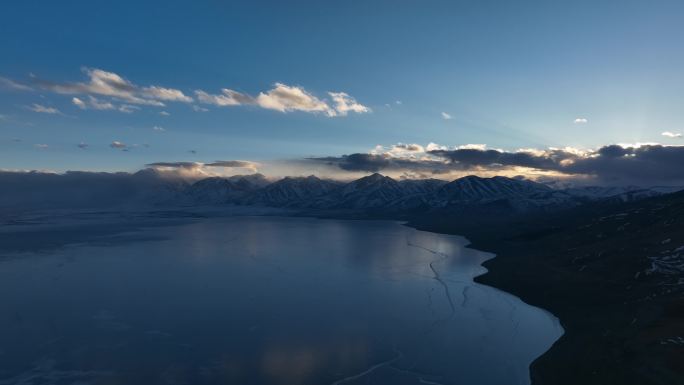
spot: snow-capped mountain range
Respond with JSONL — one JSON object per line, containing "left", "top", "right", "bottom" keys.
{"left": 3, "top": 169, "right": 680, "bottom": 215}
{"left": 180, "top": 173, "right": 681, "bottom": 213}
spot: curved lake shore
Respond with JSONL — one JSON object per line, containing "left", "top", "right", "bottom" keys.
{"left": 409, "top": 196, "right": 684, "bottom": 385}
{"left": 0, "top": 215, "right": 563, "bottom": 385}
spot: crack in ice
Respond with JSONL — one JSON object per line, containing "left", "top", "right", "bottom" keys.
{"left": 330, "top": 349, "right": 403, "bottom": 385}
{"left": 387, "top": 365, "right": 446, "bottom": 385}
{"left": 406, "top": 238, "right": 456, "bottom": 317}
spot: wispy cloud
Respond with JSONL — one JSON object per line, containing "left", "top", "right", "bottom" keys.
{"left": 147, "top": 160, "right": 258, "bottom": 170}
{"left": 0, "top": 76, "right": 32, "bottom": 91}
{"left": 152, "top": 125, "right": 165, "bottom": 132}
{"left": 72, "top": 97, "right": 86, "bottom": 109}
{"left": 195, "top": 83, "right": 370, "bottom": 117}
{"left": 27, "top": 103, "right": 61, "bottom": 114}
{"left": 329, "top": 92, "right": 370, "bottom": 116}
{"left": 29, "top": 68, "right": 193, "bottom": 109}
{"left": 159, "top": 111, "right": 170, "bottom": 116}
{"left": 72, "top": 95, "right": 116, "bottom": 111}
{"left": 88, "top": 96, "right": 116, "bottom": 110}
{"left": 110, "top": 141, "right": 127, "bottom": 149}
{"left": 142, "top": 86, "right": 193, "bottom": 102}
{"left": 195, "top": 89, "right": 252, "bottom": 106}
{"left": 256, "top": 83, "right": 334, "bottom": 115}
{"left": 34, "top": 143, "right": 49, "bottom": 149}
{"left": 33, "top": 68, "right": 162, "bottom": 106}
{"left": 4, "top": 69, "right": 369, "bottom": 118}
{"left": 146, "top": 159, "right": 259, "bottom": 176}
{"left": 662, "top": 131, "right": 682, "bottom": 138}
{"left": 205, "top": 160, "right": 259, "bottom": 169}
{"left": 574, "top": 118, "right": 588, "bottom": 124}
{"left": 118, "top": 104, "right": 140, "bottom": 113}
{"left": 441, "top": 112, "right": 452, "bottom": 120}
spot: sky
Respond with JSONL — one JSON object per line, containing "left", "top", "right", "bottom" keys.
{"left": 2, "top": 0, "right": 684, "bottom": 182}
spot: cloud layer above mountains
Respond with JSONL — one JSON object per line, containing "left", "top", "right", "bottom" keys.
{"left": 3, "top": 142, "right": 684, "bottom": 215}
{"left": 308, "top": 143, "right": 684, "bottom": 185}
{"left": 145, "top": 160, "right": 259, "bottom": 177}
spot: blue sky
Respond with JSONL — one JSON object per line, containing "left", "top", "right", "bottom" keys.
{"left": 1, "top": 0, "right": 684, "bottom": 175}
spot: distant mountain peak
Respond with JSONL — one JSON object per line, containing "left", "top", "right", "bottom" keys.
{"left": 177, "top": 173, "right": 671, "bottom": 213}
{"left": 363, "top": 172, "right": 389, "bottom": 181}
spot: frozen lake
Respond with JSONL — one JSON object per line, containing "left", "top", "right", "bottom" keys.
{"left": 0, "top": 216, "right": 562, "bottom": 385}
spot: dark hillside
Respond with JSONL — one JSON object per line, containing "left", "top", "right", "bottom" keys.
{"left": 410, "top": 191, "right": 684, "bottom": 385}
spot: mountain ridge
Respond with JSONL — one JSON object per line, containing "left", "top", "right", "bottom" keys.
{"left": 180, "top": 173, "right": 678, "bottom": 214}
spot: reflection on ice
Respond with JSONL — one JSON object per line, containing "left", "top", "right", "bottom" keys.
{"left": 0, "top": 217, "right": 562, "bottom": 385}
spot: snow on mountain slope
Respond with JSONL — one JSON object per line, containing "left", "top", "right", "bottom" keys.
{"left": 179, "top": 173, "right": 674, "bottom": 213}
{"left": 312, "top": 173, "right": 408, "bottom": 209}
{"left": 244, "top": 175, "right": 341, "bottom": 207}
{"left": 185, "top": 174, "right": 269, "bottom": 204}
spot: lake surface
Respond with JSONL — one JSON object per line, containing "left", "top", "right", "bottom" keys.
{"left": 0, "top": 216, "right": 563, "bottom": 385}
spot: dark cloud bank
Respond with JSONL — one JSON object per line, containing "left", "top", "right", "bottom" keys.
{"left": 309, "top": 144, "right": 684, "bottom": 185}
{"left": 0, "top": 160, "right": 258, "bottom": 213}
{"left": 0, "top": 169, "right": 185, "bottom": 213}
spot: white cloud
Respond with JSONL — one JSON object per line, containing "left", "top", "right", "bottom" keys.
{"left": 88, "top": 96, "right": 115, "bottom": 110}
{"left": 159, "top": 111, "right": 170, "bottom": 116}
{"left": 51, "top": 68, "right": 163, "bottom": 106}
{"left": 256, "top": 83, "right": 335, "bottom": 116}
{"left": 32, "top": 68, "right": 189, "bottom": 107}
{"left": 28, "top": 103, "right": 60, "bottom": 114}
{"left": 395, "top": 143, "right": 425, "bottom": 152}
{"left": 441, "top": 112, "right": 452, "bottom": 120}
{"left": 426, "top": 142, "right": 447, "bottom": 151}
{"left": 196, "top": 83, "right": 369, "bottom": 118}
{"left": 457, "top": 143, "right": 488, "bottom": 150}
{"left": 16, "top": 68, "right": 369, "bottom": 118}
{"left": 195, "top": 89, "right": 252, "bottom": 106}
{"left": 662, "top": 131, "right": 682, "bottom": 138}
{"left": 147, "top": 160, "right": 260, "bottom": 177}
{"left": 395, "top": 100, "right": 402, "bottom": 105}
{"left": 192, "top": 105, "right": 209, "bottom": 112}
{"left": 153, "top": 125, "right": 165, "bottom": 132}
{"left": 574, "top": 118, "right": 588, "bottom": 124}
{"left": 110, "top": 141, "right": 127, "bottom": 149}
{"left": 118, "top": 104, "right": 140, "bottom": 113}
{"left": 142, "top": 86, "right": 192, "bottom": 103}
{"left": 77, "top": 69, "right": 164, "bottom": 106}
{"left": 384, "top": 143, "right": 425, "bottom": 157}
{"left": 516, "top": 147, "right": 548, "bottom": 157}
{"left": 72, "top": 95, "right": 122, "bottom": 111}
{"left": 205, "top": 160, "right": 260, "bottom": 172}
{"left": 72, "top": 97, "right": 86, "bottom": 109}
{"left": 329, "top": 92, "right": 371, "bottom": 116}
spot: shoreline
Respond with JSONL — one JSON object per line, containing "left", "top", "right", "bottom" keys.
{"left": 407, "top": 200, "right": 684, "bottom": 385}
